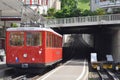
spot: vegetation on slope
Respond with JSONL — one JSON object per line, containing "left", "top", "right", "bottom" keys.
{"left": 46, "top": 0, "right": 106, "bottom": 18}
{"left": 77, "top": 0, "right": 90, "bottom": 10}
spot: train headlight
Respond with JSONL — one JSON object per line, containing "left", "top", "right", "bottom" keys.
{"left": 23, "top": 53, "right": 27, "bottom": 58}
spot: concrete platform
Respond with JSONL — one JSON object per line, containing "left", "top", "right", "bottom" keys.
{"left": 37, "top": 60, "right": 88, "bottom": 80}
{"left": 0, "top": 62, "right": 6, "bottom": 69}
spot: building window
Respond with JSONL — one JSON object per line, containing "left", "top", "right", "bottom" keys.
{"left": 95, "top": 0, "right": 99, "bottom": 3}
{"left": 25, "top": 0, "right": 30, "bottom": 4}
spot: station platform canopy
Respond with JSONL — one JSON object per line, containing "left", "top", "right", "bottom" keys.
{"left": 0, "top": 0, "right": 45, "bottom": 27}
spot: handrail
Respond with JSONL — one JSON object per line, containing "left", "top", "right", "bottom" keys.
{"left": 43, "top": 14, "right": 120, "bottom": 27}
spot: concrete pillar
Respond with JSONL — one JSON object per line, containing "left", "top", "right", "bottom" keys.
{"left": 112, "top": 29, "right": 120, "bottom": 62}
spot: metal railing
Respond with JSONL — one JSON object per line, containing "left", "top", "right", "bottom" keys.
{"left": 43, "top": 14, "right": 120, "bottom": 27}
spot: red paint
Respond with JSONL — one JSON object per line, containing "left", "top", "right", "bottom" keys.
{"left": 46, "top": 0, "right": 48, "bottom": 5}
{"left": 41, "top": 0, "right": 43, "bottom": 5}
{"left": 30, "top": 0, "right": 32, "bottom": 5}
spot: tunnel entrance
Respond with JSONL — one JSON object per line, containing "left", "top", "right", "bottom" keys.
{"left": 63, "top": 34, "right": 94, "bottom": 61}
{"left": 62, "top": 30, "right": 113, "bottom": 62}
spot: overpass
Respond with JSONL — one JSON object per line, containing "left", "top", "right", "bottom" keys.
{"left": 43, "top": 14, "right": 120, "bottom": 28}
{"left": 42, "top": 14, "right": 120, "bottom": 34}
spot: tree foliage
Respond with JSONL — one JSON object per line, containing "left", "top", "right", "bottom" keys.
{"left": 61, "top": 0, "right": 77, "bottom": 9}
{"left": 82, "top": 10, "right": 96, "bottom": 16}
{"left": 96, "top": 8, "right": 106, "bottom": 15}
{"left": 47, "top": 0, "right": 107, "bottom": 18}
{"left": 47, "top": 8, "right": 56, "bottom": 17}
{"left": 11, "top": 23, "right": 18, "bottom": 28}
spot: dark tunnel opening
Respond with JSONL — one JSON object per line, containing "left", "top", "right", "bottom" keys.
{"left": 62, "top": 31, "right": 113, "bottom": 62}
{"left": 63, "top": 34, "right": 94, "bottom": 61}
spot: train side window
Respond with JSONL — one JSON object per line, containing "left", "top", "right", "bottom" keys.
{"left": 26, "top": 32, "right": 42, "bottom": 46}
{"left": 46, "top": 32, "right": 49, "bottom": 47}
{"left": 50, "top": 33, "right": 52, "bottom": 47}
{"left": 10, "top": 32, "right": 24, "bottom": 46}
{"left": 52, "top": 34, "right": 54, "bottom": 47}
{"left": 40, "top": 32, "right": 42, "bottom": 46}
{"left": 54, "top": 36, "right": 57, "bottom": 48}
{"left": 53, "top": 35, "right": 55, "bottom": 48}
{"left": 58, "top": 37, "right": 60, "bottom": 48}
{"left": 57, "top": 36, "right": 59, "bottom": 48}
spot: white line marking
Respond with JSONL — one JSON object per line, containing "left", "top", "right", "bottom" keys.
{"left": 37, "top": 61, "right": 71, "bottom": 80}
{"left": 83, "top": 64, "right": 88, "bottom": 80}
{"left": 76, "top": 60, "right": 86, "bottom": 80}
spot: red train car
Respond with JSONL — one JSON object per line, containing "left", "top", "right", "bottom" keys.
{"left": 6, "top": 27, "right": 62, "bottom": 68}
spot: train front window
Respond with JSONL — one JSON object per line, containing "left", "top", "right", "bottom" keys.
{"left": 10, "top": 32, "right": 24, "bottom": 46}
{"left": 26, "top": 32, "right": 42, "bottom": 46}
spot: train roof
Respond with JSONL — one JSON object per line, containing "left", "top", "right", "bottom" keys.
{"left": 6, "top": 27, "right": 62, "bottom": 37}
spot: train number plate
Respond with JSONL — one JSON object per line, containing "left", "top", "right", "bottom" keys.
{"left": 21, "top": 64, "right": 28, "bottom": 68}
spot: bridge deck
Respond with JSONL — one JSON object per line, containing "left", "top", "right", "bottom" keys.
{"left": 43, "top": 14, "right": 120, "bottom": 28}
{"left": 37, "top": 60, "right": 88, "bottom": 80}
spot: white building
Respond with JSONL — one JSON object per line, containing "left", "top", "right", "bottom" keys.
{"left": 19, "top": 0, "right": 61, "bottom": 14}
{"left": 90, "top": 0, "right": 120, "bottom": 11}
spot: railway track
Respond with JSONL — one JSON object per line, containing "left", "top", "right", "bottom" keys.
{"left": 106, "top": 70, "right": 119, "bottom": 80}
{"left": 4, "top": 74, "right": 41, "bottom": 80}
{"left": 97, "top": 69, "right": 120, "bottom": 80}
{"left": 98, "top": 70, "right": 111, "bottom": 80}
{"left": 89, "top": 67, "right": 120, "bottom": 80}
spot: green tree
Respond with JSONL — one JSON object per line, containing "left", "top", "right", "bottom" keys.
{"left": 82, "top": 10, "right": 96, "bottom": 16}
{"left": 61, "top": 0, "right": 77, "bottom": 9}
{"left": 54, "top": 10, "right": 63, "bottom": 18}
{"left": 70, "top": 8, "right": 82, "bottom": 17}
{"left": 96, "top": 8, "right": 106, "bottom": 15}
{"left": 55, "top": 0, "right": 81, "bottom": 18}
{"left": 55, "top": 8, "right": 71, "bottom": 18}
{"left": 11, "top": 23, "right": 18, "bottom": 28}
{"left": 47, "top": 8, "right": 56, "bottom": 17}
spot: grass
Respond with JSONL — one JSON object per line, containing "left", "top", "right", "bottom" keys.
{"left": 77, "top": 0, "right": 90, "bottom": 10}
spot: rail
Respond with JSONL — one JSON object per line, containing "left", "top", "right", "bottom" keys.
{"left": 43, "top": 14, "right": 120, "bottom": 27}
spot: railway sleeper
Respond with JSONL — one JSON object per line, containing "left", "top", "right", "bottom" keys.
{"left": 91, "top": 62, "right": 101, "bottom": 70}
{"left": 102, "top": 62, "right": 114, "bottom": 70}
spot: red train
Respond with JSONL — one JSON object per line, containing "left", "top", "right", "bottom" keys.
{"left": 6, "top": 27, "right": 62, "bottom": 68}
